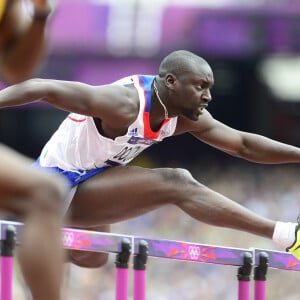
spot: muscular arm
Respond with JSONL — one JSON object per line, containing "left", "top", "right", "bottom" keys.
{"left": 177, "top": 109, "right": 300, "bottom": 164}
{"left": 0, "top": 0, "right": 52, "bottom": 83}
{"left": 0, "top": 78, "right": 139, "bottom": 129}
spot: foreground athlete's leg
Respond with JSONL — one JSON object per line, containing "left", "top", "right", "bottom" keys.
{"left": 69, "top": 165, "right": 275, "bottom": 238}
{"left": 0, "top": 144, "right": 66, "bottom": 300}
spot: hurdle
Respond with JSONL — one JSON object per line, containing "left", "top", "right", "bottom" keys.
{"left": 1, "top": 220, "right": 300, "bottom": 300}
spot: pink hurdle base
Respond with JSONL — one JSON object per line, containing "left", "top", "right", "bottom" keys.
{"left": 1, "top": 256, "right": 13, "bottom": 300}
{"left": 254, "top": 252, "right": 268, "bottom": 300}
{"left": 255, "top": 280, "right": 266, "bottom": 300}
{"left": 238, "top": 281, "right": 250, "bottom": 300}
{"left": 115, "top": 268, "right": 129, "bottom": 300}
{"left": 0, "top": 225, "right": 16, "bottom": 300}
{"left": 133, "top": 270, "right": 146, "bottom": 300}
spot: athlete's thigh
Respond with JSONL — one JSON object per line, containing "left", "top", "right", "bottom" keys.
{"left": 0, "top": 146, "right": 37, "bottom": 213}
{"left": 68, "top": 165, "right": 177, "bottom": 227}
{"left": 0, "top": 144, "right": 63, "bottom": 213}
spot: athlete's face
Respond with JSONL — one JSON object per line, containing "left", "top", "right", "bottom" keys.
{"left": 170, "top": 64, "right": 214, "bottom": 121}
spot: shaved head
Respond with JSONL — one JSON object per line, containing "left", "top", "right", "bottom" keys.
{"left": 158, "top": 50, "right": 210, "bottom": 78}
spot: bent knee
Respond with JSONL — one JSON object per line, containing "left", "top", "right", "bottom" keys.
{"left": 158, "top": 167, "right": 197, "bottom": 186}
{"left": 155, "top": 168, "right": 206, "bottom": 205}
{"left": 68, "top": 250, "right": 109, "bottom": 268}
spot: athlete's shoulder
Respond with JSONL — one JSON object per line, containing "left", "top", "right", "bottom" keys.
{"left": 112, "top": 75, "right": 141, "bottom": 85}
{"left": 112, "top": 74, "right": 155, "bottom": 85}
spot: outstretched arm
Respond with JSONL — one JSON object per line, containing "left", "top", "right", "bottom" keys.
{"left": 178, "top": 109, "right": 300, "bottom": 164}
{"left": 0, "top": 0, "right": 53, "bottom": 83}
{"left": 0, "top": 78, "right": 139, "bottom": 127}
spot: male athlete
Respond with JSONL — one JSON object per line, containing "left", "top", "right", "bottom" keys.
{"left": 0, "top": 50, "right": 300, "bottom": 269}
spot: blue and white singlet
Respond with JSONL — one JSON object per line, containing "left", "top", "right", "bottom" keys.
{"left": 34, "top": 75, "right": 178, "bottom": 188}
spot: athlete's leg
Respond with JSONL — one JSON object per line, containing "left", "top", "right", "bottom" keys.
{"left": 0, "top": 144, "right": 66, "bottom": 300}
{"left": 67, "top": 225, "right": 110, "bottom": 268}
{"left": 69, "top": 165, "right": 274, "bottom": 237}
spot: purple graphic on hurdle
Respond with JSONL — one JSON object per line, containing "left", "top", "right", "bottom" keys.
{"left": 133, "top": 237, "right": 254, "bottom": 300}
{"left": 1, "top": 220, "right": 300, "bottom": 300}
{"left": 253, "top": 248, "right": 300, "bottom": 271}
{"left": 134, "top": 237, "right": 248, "bottom": 266}
{"left": 62, "top": 227, "right": 132, "bottom": 253}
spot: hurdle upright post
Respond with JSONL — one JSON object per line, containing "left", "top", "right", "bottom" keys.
{"left": 133, "top": 240, "right": 148, "bottom": 300}
{"left": 0, "top": 225, "right": 16, "bottom": 300}
{"left": 237, "top": 251, "right": 253, "bottom": 300}
{"left": 115, "top": 238, "right": 131, "bottom": 300}
{"left": 254, "top": 251, "right": 269, "bottom": 300}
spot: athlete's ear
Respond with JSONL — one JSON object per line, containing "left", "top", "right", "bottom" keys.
{"left": 165, "top": 73, "right": 176, "bottom": 90}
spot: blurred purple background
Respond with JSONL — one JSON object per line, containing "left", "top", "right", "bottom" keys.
{"left": 47, "top": 2, "right": 300, "bottom": 57}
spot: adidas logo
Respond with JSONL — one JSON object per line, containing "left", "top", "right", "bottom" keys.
{"left": 128, "top": 128, "right": 138, "bottom": 136}
{"left": 160, "top": 129, "right": 169, "bottom": 136}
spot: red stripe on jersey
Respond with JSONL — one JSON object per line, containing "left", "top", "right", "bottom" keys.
{"left": 137, "top": 76, "right": 171, "bottom": 139}
{"left": 143, "top": 112, "right": 171, "bottom": 139}
{"left": 67, "top": 116, "right": 87, "bottom": 122}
